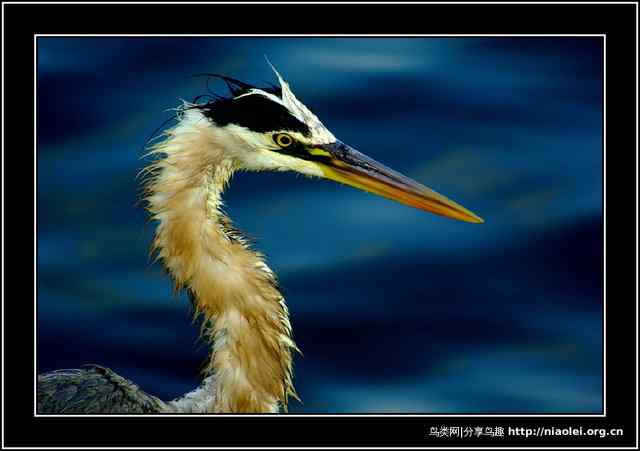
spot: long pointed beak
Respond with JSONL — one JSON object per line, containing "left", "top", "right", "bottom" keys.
{"left": 312, "top": 141, "right": 484, "bottom": 223}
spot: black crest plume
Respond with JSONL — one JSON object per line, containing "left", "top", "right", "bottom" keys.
{"left": 192, "top": 73, "right": 281, "bottom": 98}
{"left": 189, "top": 73, "right": 309, "bottom": 136}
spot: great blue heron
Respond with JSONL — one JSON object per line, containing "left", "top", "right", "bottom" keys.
{"left": 37, "top": 63, "right": 483, "bottom": 414}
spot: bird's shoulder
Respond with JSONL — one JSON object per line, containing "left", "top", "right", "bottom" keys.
{"left": 37, "top": 364, "right": 167, "bottom": 414}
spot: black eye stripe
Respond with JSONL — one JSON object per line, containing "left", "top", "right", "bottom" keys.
{"left": 199, "top": 94, "right": 311, "bottom": 136}
{"left": 270, "top": 141, "right": 335, "bottom": 164}
{"left": 274, "top": 140, "right": 305, "bottom": 156}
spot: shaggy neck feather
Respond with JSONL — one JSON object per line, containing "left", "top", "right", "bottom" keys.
{"left": 144, "top": 110, "right": 297, "bottom": 413}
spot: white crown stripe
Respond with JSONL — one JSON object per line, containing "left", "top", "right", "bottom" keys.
{"left": 230, "top": 65, "right": 336, "bottom": 145}
{"left": 265, "top": 61, "right": 336, "bottom": 144}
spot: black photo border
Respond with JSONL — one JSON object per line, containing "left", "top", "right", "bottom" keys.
{"left": 2, "top": 1, "right": 637, "bottom": 448}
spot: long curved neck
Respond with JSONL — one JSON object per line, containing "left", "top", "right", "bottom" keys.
{"left": 144, "top": 109, "right": 297, "bottom": 413}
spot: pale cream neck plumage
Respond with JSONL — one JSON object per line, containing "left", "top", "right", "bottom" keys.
{"left": 143, "top": 108, "right": 299, "bottom": 413}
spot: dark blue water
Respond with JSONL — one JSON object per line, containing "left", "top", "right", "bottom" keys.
{"left": 37, "top": 37, "right": 603, "bottom": 413}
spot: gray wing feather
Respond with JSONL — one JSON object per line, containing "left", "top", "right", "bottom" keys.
{"left": 37, "top": 365, "right": 168, "bottom": 414}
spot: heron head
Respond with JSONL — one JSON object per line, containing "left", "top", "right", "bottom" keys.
{"left": 195, "top": 64, "right": 483, "bottom": 224}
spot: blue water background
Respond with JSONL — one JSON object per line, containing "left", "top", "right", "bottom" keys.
{"left": 37, "top": 37, "right": 603, "bottom": 413}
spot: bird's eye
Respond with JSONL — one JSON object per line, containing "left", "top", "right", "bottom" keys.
{"left": 274, "top": 133, "right": 293, "bottom": 148}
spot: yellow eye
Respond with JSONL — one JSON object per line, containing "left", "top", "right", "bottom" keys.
{"left": 274, "top": 133, "right": 293, "bottom": 148}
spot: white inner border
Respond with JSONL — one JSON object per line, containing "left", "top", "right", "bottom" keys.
{"left": 29, "top": 32, "right": 610, "bottom": 418}
{"left": 0, "top": 0, "right": 637, "bottom": 449}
